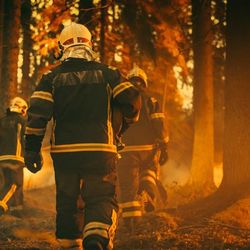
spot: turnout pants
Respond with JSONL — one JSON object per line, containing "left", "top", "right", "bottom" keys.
{"left": 0, "top": 163, "right": 24, "bottom": 213}
{"left": 54, "top": 156, "right": 118, "bottom": 250}
{"left": 117, "top": 150, "right": 167, "bottom": 221}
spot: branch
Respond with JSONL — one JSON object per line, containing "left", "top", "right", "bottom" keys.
{"left": 79, "top": 0, "right": 113, "bottom": 12}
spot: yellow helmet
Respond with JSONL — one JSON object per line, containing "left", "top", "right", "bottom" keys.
{"left": 9, "top": 97, "right": 28, "bottom": 116}
{"left": 127, "top": 64, "right": 148, "bottom": 88}
{"left": 59, "top": 22, "right": 92, "bottom": 51}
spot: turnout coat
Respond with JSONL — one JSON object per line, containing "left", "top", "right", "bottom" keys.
{"left": 25, "top": 58, "right": 141, "bottom": 169}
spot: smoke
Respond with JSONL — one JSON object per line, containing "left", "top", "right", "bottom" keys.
{"left": 160, "top": 160, "right": 223, "bottom": 188}
{"left": 24, "top": 147, "right": 55, "bottom": 190}
{"left": 161, "top": 159, "right": 191, "bottom": 187}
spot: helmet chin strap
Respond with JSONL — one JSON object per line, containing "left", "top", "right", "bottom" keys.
{"left": 53, "top": 49, "right": 64, "bottom": 60}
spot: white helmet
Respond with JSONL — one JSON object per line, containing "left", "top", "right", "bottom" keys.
{"left": 59, "top": 22, "right": 92, "bottom": 51}
{"left": 9, "top": 97, "right": 28, "bottom": 116}
{"left": 127, "top": 64, "right": 148, "bottom": 88}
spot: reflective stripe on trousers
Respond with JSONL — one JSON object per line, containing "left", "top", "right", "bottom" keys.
{"left": 119, "top": 200, "right": 142, "bottom": 218}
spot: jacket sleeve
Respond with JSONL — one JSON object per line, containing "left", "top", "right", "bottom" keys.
{"left": 106, "top": 67, "right": 141, "bottom": 125}
{"left": 25, "top": 72, "right": 54, "bottom": 152}
{"left": 147, "top": 97, "right": 169, "bottom": 144}
{"left": 19, "top": 115, "right": 27, "bottom": 156}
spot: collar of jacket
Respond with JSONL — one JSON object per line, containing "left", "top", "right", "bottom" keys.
{"left": 60, "top": 45, "right": 98, "bottom": 62}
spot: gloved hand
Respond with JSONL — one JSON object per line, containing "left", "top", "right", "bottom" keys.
{"left": 159, "top": 147, "right": 168, "bottom": 166}
{"left": 24, "top": 151, "right": 43, "bottom": 173}
{"left": 155, "top": 140, "right": 168, "bottom": 166}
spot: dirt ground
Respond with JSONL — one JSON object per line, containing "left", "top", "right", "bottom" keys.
{"left": 0, "top": 185, "right": 250, "bottom": 250}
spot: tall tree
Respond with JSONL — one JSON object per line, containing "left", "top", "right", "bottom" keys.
{"left": 213, "top": 0, "right": 226, "bottom": 165}
{"left": 2, "top": 0, "right": 21, "bottom": 107}
{"left": 21, "top": 0, "right": 32, "bottom": 99}
{"left": 190, "top": 0, "right": 215, "bottom": 193}
{"left": 0, "top": 0, "right": 4, "bottom": 115}
{"left": 100, "top": 0, "right": 107, "bottom": 63}
{"left": 79, "top": 0, "right": 94, "bottom": 28}
{"left": 219, "top": 0, "right": 250, "bottom": 194}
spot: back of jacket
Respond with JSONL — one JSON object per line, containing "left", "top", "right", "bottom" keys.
{"left": 25, "top": 58, "right": 141, "bottom": 167}
{"left": 121, "top": 93, "right": 168, "bottom": 152}
{"left": 0, "top": 112, "right": 25, "bottom": 164}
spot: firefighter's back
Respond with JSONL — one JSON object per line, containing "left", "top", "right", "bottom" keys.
{"left": 0, "top": 112, "right": 25, "bottom": 162}
{"left": 47, "top": 58, "right": 119, "bottom": 169}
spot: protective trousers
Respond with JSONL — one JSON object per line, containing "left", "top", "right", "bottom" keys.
{"left": 117, "top": 150, "right": 167, "bottom": 222}
{"left": 54, "top": 158, "right": 118, "bottom": 250}
{"left": 0, "top": 165, "right": 23, "bottom": 213}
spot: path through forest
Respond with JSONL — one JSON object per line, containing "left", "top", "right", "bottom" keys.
{"left": 1, "top": 185, "right": 250, "bottom": 250}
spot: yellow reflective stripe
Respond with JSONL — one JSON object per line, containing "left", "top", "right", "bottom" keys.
{"left": 83, "top": 210, "right": 117, "bottom": 249}
{"left": 122, "top": 210, "right": 142, "bottom": 218}
{"left": 57, "top": 238, "right": 82, "bottom": 248}
{"left": 42, "top": 145, "right": 51, "bottom": 151}
{"left": 143, "top": 169, "right": 157, "bottom": 179}
{"left": 0, "top": 155, "right": 24, "bottom": 162}
{"left": 31, "top": 91, "right": 54, "bottom": 102}
{"left": 25, "top": 127, "right": 46, "bottom": 136}
{"left": 113, "top": 82, "right": 134, "bottom": 98}
{"left": 119, "top": 201, "right": 141, "bottom": 209}
{"left": 120, "top": 144, "right": 154, "bottom": 153}
{"left": 108, "top": 209, "right": 117, "bottom": 249}
{"left": 16, "top": 124, "right": 22, "bottom": 157}
{"left": 50, "top": 143, "right": 117, "bottom": 153}
{"left": 0, "top": 201, "right": 8, "bottom": 212}
{"left": 83, "top": 222, "right": 109, "bottom": 240}
{"left": 84, "top": 229, "right": 108, "bottom": 240}
{"left": 150, "top": 113, "right": 165, "bottom": 119}
{"left": 84, "top": 221, "right": 110, "bottom": 232}
{"left": 107, "top": 84, "right": 113, "bottom": 145}
{"left": 1, "top": 184, "right": 17, "bottom": 207}
{"left": 141, "top": 176, "right": 157, "bottom": 186}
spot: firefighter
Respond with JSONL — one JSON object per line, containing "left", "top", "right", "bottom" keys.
{"left": 117, "top": 64, "right": 169, "bottom": 230}
{"left": 24, "top": 22, "right": 141, "bottom": 250}
{"left": 0, "top": 97, "right": 28, "bottom": 217}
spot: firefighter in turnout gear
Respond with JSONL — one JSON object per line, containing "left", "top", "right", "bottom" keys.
{"left": 24, "top": 22, "right": 141, "bottom": 250}
{"left": 0, "top": 97, "right": 28, "bottom": 216}
{"left": 117, "top": 64, "right": 169, "bottom": 230}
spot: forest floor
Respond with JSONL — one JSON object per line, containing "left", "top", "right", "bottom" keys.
{"left": 0, "top": 185, "right": 250, "bottom": 250}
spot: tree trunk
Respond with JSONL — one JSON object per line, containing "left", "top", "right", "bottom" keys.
{"left": 191, "top": 0, "right": 215, "bottom": 193}
{"left": 2, "top": 0, "right": 21, "bottom": 108}
{"left": 219, "top": 0, "right": 250, "bottom": 193}
{"left": 100, "top": 0, "right": 107, "bottom": 63}
{"left": 78, "top": 0, "right": 94, "bottom": 29}
{"left": 213, "top": 0, "right": 226, "bottom": 165}
{"left": 21, "top": 0, "right": 32, "bottom": 99}
{"left": 0, "top": 0, "right": 4, "bottom": 115}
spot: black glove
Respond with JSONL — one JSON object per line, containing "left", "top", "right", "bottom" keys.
{"left": 24, "top": 151, "right": 43, "bottom": 173}
{"left": 156, "top": 140, "right": 168, "bottom": 166}
{"left": 159, "top": 148, "right": 168, "bottom": 166}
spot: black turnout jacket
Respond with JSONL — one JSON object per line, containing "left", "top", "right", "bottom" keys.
{"left": 0, "top": 112, "right": 26, "bottom": 165}
{"left": 121, "top": 92, "right": 168, "bottom": 153}
{"left": 25, "top": 58, "right": 141, "bottom": 167}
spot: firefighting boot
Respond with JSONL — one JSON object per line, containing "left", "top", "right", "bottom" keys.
{"left": 140, "top": 190, "right": 155, "bottom": 213}
{"left": 0, "top": 206, "right": 5, "bottom": 216}
{"left": 123, "top": 217, "right": 140, "bottom": 234}
{"left": 0, "top": 200, "right": 7, "bottom": 216}
{"left": 9, "top": 205, "right": 24, "bottom": 218}
{"left": 83, "top": 236, "right": 104, "bottom": 250}
{"left": 84, "top": 240, "right": 103, "bottom": 250}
